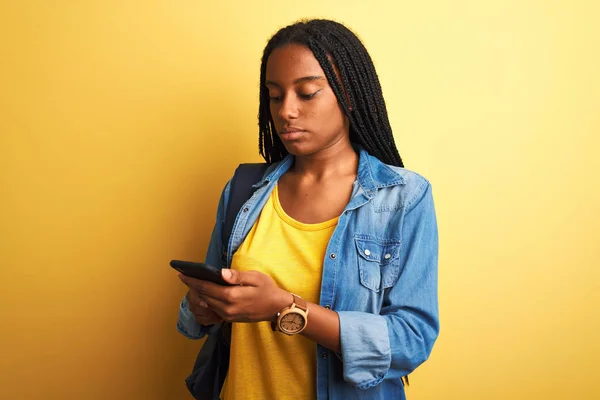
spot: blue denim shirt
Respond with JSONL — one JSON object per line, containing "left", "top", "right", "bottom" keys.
{"left": 177, "top": 148, "right": 439, "bottom": 399}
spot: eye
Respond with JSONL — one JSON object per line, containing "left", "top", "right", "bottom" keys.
{"left": 299, "top": 90, "right": 321, "bottom": 100}
{"left": 266, "top": 88, "right": 282, "bottom": 102}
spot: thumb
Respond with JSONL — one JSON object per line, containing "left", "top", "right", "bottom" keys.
{"left": 221, "top": 269, "right": 261, "bottom": 286}
{"left": 221, "top": 268, "right": 239, "bottom": 284}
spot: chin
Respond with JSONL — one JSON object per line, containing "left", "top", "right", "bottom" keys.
{"left": 281, "top": 141, "right": 320, "bottom": 157}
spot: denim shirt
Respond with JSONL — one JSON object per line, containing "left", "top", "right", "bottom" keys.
{"left": 177, "top": 148, "right": 439, "bottom": 399}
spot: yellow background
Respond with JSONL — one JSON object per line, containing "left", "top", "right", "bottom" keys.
{"left": 1, "top": 1, "right": 598, "bottom": 399}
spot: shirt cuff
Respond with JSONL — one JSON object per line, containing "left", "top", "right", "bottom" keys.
{"left": 337, "top": 311, "right": 391, "bottom": 389}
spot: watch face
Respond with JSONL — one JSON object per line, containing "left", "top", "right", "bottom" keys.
{"left": 280, "top": 312, "right": 306, "bottom": 333}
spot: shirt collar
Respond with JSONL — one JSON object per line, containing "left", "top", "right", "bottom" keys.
{"left": 356, "top": 147, "right": 405, "bottom": 196}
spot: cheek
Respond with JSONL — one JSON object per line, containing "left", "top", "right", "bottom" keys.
{"left": 314, "top": 98, "right": 345, "bottom": 128}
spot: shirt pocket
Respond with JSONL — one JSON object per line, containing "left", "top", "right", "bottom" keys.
{"left": 354, "top": 235, "right": 402, "bottom": 292}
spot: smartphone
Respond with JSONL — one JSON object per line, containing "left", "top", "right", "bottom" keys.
{"left": 170, "top": 260, "right": 233, "bottom": 286}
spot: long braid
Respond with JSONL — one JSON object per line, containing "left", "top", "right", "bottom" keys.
{"left": 330, "top": 23, "right": 400, "bottom": 165}
{"left": 258, "top": 19, "right": 404, "bottom": 167}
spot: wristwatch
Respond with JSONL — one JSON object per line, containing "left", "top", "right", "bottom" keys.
{"left": 271, "top": 293, "right": 309, "bottom": 335}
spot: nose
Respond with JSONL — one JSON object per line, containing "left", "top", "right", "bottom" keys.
{"left": 276, "top": 93, "right": 300, "bottom": 121}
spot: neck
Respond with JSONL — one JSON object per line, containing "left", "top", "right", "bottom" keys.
{"left": 291, "top": 139, "right": 358, "bottom": 181}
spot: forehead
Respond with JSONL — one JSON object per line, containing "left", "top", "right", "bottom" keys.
{"left": 265, "top": 44, "right": 325, "bottom": 83}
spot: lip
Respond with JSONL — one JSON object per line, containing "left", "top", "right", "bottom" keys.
{"left": 279, "top": 128, "right": 306, "bottom": 140}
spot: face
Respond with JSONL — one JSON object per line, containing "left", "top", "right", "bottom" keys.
{"left": 265, "top": 44, "right": 350, "bottom": 157}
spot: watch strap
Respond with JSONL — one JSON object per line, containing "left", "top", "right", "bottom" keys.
{"left": 291, "top": 294, "right": 308, "bottom": 312}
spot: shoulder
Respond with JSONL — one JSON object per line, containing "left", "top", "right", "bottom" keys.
{"left": 387, "top": 164, "right": 431, "bottom": 196}
{"left": 217, "top": 160, "right": 283, "bottom": 208}
{"left": 374, "top": 164, "right": 432, "bottom": 213}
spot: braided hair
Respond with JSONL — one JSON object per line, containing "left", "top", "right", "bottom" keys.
{"left": 258, "top": 19, "right": 404, "bottom": 167}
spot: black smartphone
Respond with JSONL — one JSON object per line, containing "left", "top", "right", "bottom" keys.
{"left": 170, "top": 260, "right": 233, "bottom": 286}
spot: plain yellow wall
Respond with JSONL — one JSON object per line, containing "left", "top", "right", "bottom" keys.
{"left": 1, "top": 1, "right": 598, "bottom": 399}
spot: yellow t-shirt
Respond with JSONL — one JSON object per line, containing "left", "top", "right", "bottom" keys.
{"left": 221, "top": 184, "right": 338, "bottom": 400}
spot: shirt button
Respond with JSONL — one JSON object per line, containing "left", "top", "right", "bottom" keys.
{"left": 329, "top": 253, "right": 336, "bottom": 260}
{"left": 243, "top": 207, "right": 249, "bottom": 213}
{"left": 325, "top": 305, "right": 331, "bottom": 309}
{"left": 364, "top": 249, "right": 371, "bottom": 256}
{"left": 384, "top": 253, "right": 391, "bottom": 259}
{"left": 322, "top": 352, "right": 328, "bottom": 359}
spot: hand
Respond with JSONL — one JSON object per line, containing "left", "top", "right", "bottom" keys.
{"left": 185, "top": 288, "right": 223, "bottom": 326}
{"left": 178, "top": 269, "right": 290, "bottom": 323}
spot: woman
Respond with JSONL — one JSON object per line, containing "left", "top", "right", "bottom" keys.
{"left": 177, "top": 19, "right": 439, "bottom": 400}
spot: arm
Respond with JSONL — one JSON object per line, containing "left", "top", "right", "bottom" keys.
{"left": 176, "top": 180, "right": 231, "bottom": 340}
{"left": 338, "top": 183, "right": 439, "bottom": 388}
{"left": 178, "top": 269, "right": 343, "bottom": 353}
{"left": 301, "top": 303, "right": 341, "bottom": 353}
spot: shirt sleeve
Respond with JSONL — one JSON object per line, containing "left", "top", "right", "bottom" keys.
{"left": 337, "top": 182, "right": 439, "bottom": 389}
{"left": 175, "top": 180, "right": 231, "bottom": 339}
{"left": 176, "top": 295, "right": 210, "bottom": 339}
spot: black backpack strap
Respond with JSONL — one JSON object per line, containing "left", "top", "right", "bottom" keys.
{"left": 221, "top": 163, "right": 270, "bottom": 267}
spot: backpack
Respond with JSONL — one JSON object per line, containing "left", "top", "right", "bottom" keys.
{"left": 185, "top": 163, "right": 270, "bottom": 400}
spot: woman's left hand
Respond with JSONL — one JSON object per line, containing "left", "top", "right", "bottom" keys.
{"left": 178, "top": 269, "right": 291, "bottom": 323}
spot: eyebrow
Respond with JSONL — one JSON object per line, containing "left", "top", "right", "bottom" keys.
{"left": 265, "top": 75, "right": 326, "bottom": 87}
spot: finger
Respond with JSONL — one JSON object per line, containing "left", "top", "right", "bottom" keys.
{"left": 186, "top": 290, "right": 208, "bottom": 308}
{"left": 179, "top": 274, "right": 221, "bottom": 295}
{"left": 190, "top": 296, "right": 229, "bottom": 321}
{"left": 189, "top": 297, "right": 208, "bottom": 310}
{"left": 197, "top": 298, "right": 208, "bottom": 308}
{"left": 221, "top": 269, "right": 263, "bottom": 286}
{"left": 201, "top": 294, "right": 230, "bottom": 311}
{"left": 178, "top": 273, "right": 191, "bottom": 287}
{"left": 178, "top": 274, "right": 214, "bottom": 292}
{"left": 190, "top": 305, "right": 222, "bottom": 324}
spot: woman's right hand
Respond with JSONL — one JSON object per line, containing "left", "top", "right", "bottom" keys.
{"left": 186, "top": 289, "right": 223, "bottom": 326}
